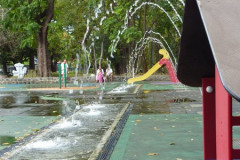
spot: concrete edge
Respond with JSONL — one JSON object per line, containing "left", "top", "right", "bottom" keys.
{"left": 0, "top": 118, "right": 60, "bottom": 159}
{"left": 88, "top": 103, "right": 130, "bottom": 160}
{"left": 133, "top": 84, "right": 142, "bottom": 94}
{"left": 0, "top": 110, "right": 80, "bottom": 159}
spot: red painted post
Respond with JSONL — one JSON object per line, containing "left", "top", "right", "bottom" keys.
{"left": 215, "top": 66, "right": 232, "bottom": 160}
{"left": 202, "top": 78, "right": 216, "bottom": 159}
{"left": 159, "top": 59, "right": 179, "bottom": 83}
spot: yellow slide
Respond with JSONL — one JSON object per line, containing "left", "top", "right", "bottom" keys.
{"left": 127, "top": 49, "right": 169, "bottom": 84}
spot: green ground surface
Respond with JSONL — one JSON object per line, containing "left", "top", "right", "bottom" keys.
{"left": 88, "top": 82, "right": 121, "bottom": 91}
{"left": 0, "top": 81, "right": 206, "bottom": 159}
{"left": 0, "top": 116, "right": 58, "bottom": 150}
{"left": 141, "top": 83, "right": 194, "bottom": 91}
{"left": 27, "top": 82, "right": 121, "bottom": 92}
{"left": 0, "top": 82, "right": 123, "bottom": 151}
{"left": 110, "top": 114, "right": 203, "bottom": 160}
{"left": 0, "top": 82, "right": 120, "bottom": 92}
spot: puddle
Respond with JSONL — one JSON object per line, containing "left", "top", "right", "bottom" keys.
{"left": 0, "top": 82, "right": 203, "bottom": 159}
{"left": 1, "top": 101, "right": 125, "bottom": 159}
{"left": 168, "top": 98, "right": 196, "bottom": 103}
{"left": 131, "top": 103, "right": 170, "bottom": 114}
{"left": 108, "top": 84, "right": 135, "bottom": 94}
{"left": 0, "top": 136, "right": 16, "bottom": 146}
{"left": 0, "top": 92, "right": 67, "bottom": 116}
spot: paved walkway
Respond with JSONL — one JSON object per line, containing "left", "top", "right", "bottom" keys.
{"left": 0, "top": 116, "right": 58, "bottom": 151}
{"left": 2, "top": 81, "right": 234, "bottom": 159}
{"left": 0, "top": 82, "right": 121, "bottom": 153}
{"left": 110, "top": 114, "right": 202, "bottom": 160}
{"left": 110, "top": 82, "right": 203, "bottom": 160}
{"left": 0, "top": 82, "right": 121, "bottom": 92}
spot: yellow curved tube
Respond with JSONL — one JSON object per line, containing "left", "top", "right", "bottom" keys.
{"left": 127, "top": 63, "right": 162, "bottom": 84}
{"left": 127, "top": 49, "right": 169, "bottom": 84}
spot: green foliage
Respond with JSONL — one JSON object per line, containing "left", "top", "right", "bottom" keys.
{"left": 123, "top": 27, "right": 142, "bottom": 43}
{"left": 51, "top": 71, "right": 81, "bottom": 77}
{"left": 1, "top": 0, "right": 184, "bottom": 75}
{"left": 0, "top": 0, "right": 54, "bottom": 50}
{"left": 25, "top": 70, "right": 37, "bottom": 77}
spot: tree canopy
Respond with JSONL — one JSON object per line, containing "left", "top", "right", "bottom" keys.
{"left": 0, "top": 0, "right": 184, "bottom": 76}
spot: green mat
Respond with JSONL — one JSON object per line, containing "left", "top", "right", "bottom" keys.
{"left": 141, "top": 83, "right": 194, "bottom": 91}
{"left": 88, "top": 82, "right": 121, "bottom": 91}
{"left": 0, "top": 82, "right": 121, "bottom": 92}
{"left": 110, "top": 114, "right": 203, "bottom": 160}
{"left": 0, "top": 116, "right": 58, "bottom": 150}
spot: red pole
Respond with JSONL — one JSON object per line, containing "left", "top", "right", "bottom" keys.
{"left": 159, "top": 59, "right": 179, "bottom": 83}
{"left": 215, "top": 66, "right": 232, "bottom": 160}
{"left": 202, "top": 78, "right": 216, "bottom": 159}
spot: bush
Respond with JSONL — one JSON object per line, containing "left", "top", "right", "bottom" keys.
{"left": 25, "top": 70, "right": 37, "bottom": 77}
{"left": 51, "top": 71, "right": 83, "bottom": 77}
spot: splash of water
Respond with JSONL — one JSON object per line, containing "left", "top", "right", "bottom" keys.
{"left": 179, "top": 0, "right": 185, "bottom": 6}
{"left": 81, "top": 107, "right": 101, "bottom": 116}
{"left": 127, "top": 35, "right": 178, "bottom": 77}
{"left": 94, "top": 0, "right": 103, "bottom": 19}
{"left": 73, "top": 53, "right": 80, "bottom": 85}
{"left": 164, "top": 0, "right": 182, "bottom": 23}
{"left": 137, "top": 37, "right": 176, "bottom": 72}
{"left": 100, "top": 16, "right": 106, "bottom": 26}
{"left": 81, "top": 0, "right": 105, "bottom": 75}
{"left": 110, "top": 1, "right": 182, "bottom": 58}
{"left": 133, "top": 30, "right": 177, "bottom": 65}
{"left": 108, "top": 83, "right": 135, "bottom": 94}
{"left": 79, "top": 80, "right": 83, "bottom": 94}
{"left": 110, "top": 3, "right": 114, "bottom": 14}
{"left": 25, "top": 138, "right": 69, "bottom": 150}
{"left": 81, "top": 19, "right": 90, "bottom": 54}
{"left": 106, "top": 58, "right": 112, "bottom": 69}
{"left": 85, "top": 102, "right": 105, "bottom": 109}
{"left": 80, "top": 0, "right": 184, "bottom": 76}
{"left": 130, "top": 2, "right": 181, "bottom": 36}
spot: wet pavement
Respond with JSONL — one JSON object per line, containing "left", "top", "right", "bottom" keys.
{"left": 109, "top": 82, "right": 240, "bottom": 160}
{"left": 0, "top": 82, "right": 134, "bottom": 159}
{"left": 110, "top": 114, "right": 203, "bottom": 160}
{"left": 1, "top": 81, "right": 239, "bottom": 159}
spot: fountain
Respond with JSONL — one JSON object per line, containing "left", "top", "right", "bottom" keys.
{"left": 80, "top": 0, "right": 183, "bottom": 77}
{"left": 131, "top": 30, "right": 177, "bottom": 65}
{"left": 110, "top": 1, "right": 183, "bottom": 58}
{"left": 79, "top": 80, "right": 83, "bottom": 94}
{"left": 108, "top": 83, "right": 135, "bottom": 94}
{"left": 0, "top": 89, "right": 127, "bottom": 159}
{"left": 0, "top": 1, "right": 186, "bottom": 159}
{"left": 128, "top": 35, "right": 177, "bottom": 77}
{"left": 73, "top": 53, "right": 80, "bottom": 86}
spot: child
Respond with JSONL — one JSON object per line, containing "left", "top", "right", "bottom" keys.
{"left": 96, "top": 65, "right": 104, "bottom": 83}
{"left": 97, "top": 70, "right": 103, "bottom": 83}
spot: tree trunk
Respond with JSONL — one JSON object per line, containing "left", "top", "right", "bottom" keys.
{"left": 2, "top": 60, "right": 7, "bottom": 75}
{"left": 93, "top": 45, "right": 97, "bottom": 73}
{"left": 37, "top": 0, "right": 54, "bottom": 77}
{"left": 121, "top": 47, "right": 127, "bottom": 74}
{"left": 151, "top": 31, "right": 154, "bottom": 67}
{"left": 143, "top": 53, "right": 148, "bottom": 72}
{"left": 142, "top": 0, "right": 148, "bottom": 68}
{"left": 37, "top": 29, "right": 51, "bottom": 76}
{"left": 29, "top": 53, "right": 35, "bottom": 70}
{"left": 51, "top": 56, "right": 57, "bottom": 72}
{"left": 99, "top": 37, "right": 104, "bottom": 66}
{"left": 144, "top": 0, "right": 148, "bottom": 34}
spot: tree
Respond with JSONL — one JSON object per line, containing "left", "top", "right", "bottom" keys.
{"left": 1, "top": 0, "right": 184, "bottom": 76}
{"left": 1, "top": 0, "right": 55, "bottom": 77}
